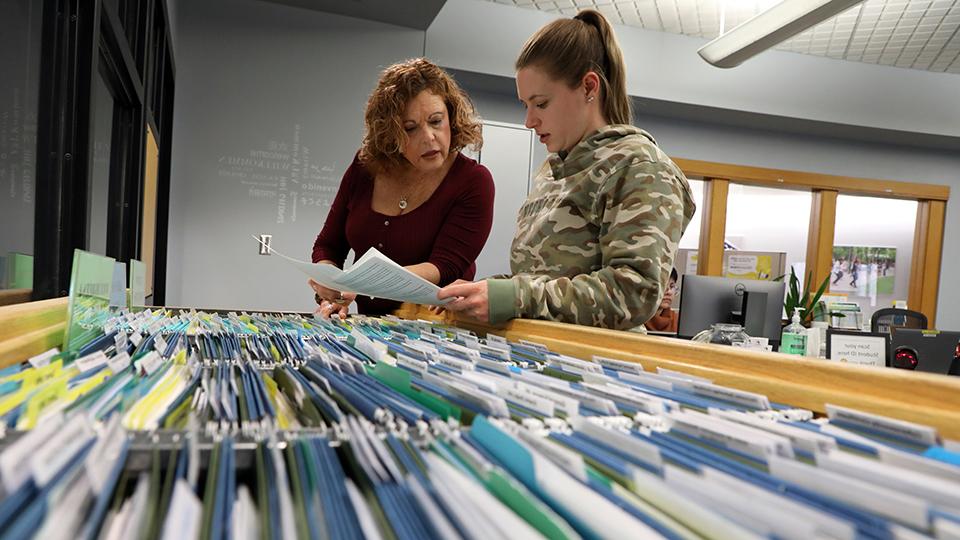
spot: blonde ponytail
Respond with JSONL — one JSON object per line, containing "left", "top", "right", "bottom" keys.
{"left": 516, "top": 9, "right": 632, "bottom": 125}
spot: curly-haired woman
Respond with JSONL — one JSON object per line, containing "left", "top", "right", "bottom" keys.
{"left": 310, "top": 58, "right": 495, "bottom": 317}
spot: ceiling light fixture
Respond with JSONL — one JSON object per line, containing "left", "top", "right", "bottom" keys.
{"left": 698, "top": 0, "right": 866, "bottom": 68}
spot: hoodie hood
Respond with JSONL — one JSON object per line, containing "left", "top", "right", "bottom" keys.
{"left": 550, "top": 124, "right": 657, "bottom": 180}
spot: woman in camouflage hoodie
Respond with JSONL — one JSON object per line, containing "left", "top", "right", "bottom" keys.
{"left": 439, "top": 9, "right": 696, "bottom": 332}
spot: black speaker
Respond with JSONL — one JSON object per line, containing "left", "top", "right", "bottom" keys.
{"left": 892, "top": 346, "right": 918, "bottom": 370}
{"left": 949, "top": 341, "right": 960, "bottom": 376}
{"left": 740, "top": 290, "right": 768, "bottom": 338}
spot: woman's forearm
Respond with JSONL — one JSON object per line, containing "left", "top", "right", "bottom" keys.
{"left": 405, "top": 262, "right": 441, "bottom": 284}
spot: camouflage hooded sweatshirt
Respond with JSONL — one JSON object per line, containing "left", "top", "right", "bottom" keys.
{"left": 486, "top": 124, "right": 696, "bottom": 331}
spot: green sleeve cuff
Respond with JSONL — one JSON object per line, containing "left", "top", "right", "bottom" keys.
{"left": 486, "top": 278, "right": 518, "bottom": 324}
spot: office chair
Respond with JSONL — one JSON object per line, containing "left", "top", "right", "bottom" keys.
{"left": 870, "top": 308, "right": 928, "bottom": 334}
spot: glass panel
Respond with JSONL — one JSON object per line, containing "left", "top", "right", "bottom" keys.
{"left": 0, "top": 0, "right": 43, "bottom": 305}
{"left": 88, "top": 69, "right": 115, "bottom": 256}
{"left": 117, "top": 0, "right": 144, "bottom": 78}
{"left": 102, "top": 0, "right": 140, "bottom": 73}
{"left": 150, "top": 3, "right": 166, "bottom": 123}
{"left": 678, "top": 179, "right": 703, "bottom": 250}
{"left": 725, "top": 183, "right": 812, "bottom": 282}
{"left": 832, "top": 194, "right": 916, "bottom": 325}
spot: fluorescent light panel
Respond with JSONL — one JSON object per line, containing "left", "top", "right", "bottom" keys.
{"left": 698, "top": 0, "right": 866, "bottom": 68}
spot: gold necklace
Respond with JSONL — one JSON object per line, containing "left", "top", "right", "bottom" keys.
{"left": 396, "top": 174, "right": 431, "bottom": 213}
{"left": 395, "top": 159, "right": 449, "bottom": 213}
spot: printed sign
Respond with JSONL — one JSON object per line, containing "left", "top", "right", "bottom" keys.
{"left": 827, "top": 330, "right": 889, "bottom": 367}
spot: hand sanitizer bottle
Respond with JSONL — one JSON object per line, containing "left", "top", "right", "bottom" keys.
{"left": 780, "top": 309, "right": 808, "bottom": 356}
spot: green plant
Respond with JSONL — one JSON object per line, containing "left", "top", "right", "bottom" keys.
{"left": 780, "top": 268, "right": 832, "bottom": 325}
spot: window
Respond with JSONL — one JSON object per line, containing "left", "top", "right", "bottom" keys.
{"left": 23, "top": 0, "right": 175, "bottom": 301}
{"left": 678, "top": 179, "right": 703, "bottom": 250}
{"left": 87, "top": 69, "right": 115, "bottom": 256}
{"left": 832, "top": 194, "right": 917, "bottom": 324}
{"left": 725, "top": 183, "right": 811, "bottom": 282}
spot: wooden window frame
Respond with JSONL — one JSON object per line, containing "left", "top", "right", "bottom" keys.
{"left": 678, "top": 158, "right": 949, "bottom": 327}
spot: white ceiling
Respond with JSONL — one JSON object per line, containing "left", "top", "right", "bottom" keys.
{"left": 487, "top": 0, "right": 960, "bottom": 74}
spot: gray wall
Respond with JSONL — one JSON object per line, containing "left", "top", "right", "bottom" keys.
{"left": 0, "top": 0, "right": 42, "bottom": 265}
{"left": 167, "top": 0, "right": 423, "bottom": 311}
{"left": 466, "top": 89, "right": 549, "bottom": 174}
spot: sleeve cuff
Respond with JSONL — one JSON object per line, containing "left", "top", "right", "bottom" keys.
{"left": 427, "top": 259, "right": 457, "bottom": 287}
{"left": 486, "top": 278, "right": 518, "bottom": 324}
{"left": 311, "top": 250, "right": 343, "bottom": 266}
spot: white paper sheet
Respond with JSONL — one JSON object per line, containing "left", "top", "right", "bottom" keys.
{"left": 254, "top": 236, "right": 449, "bottom": 305}
{"left": 161, "top": 479, "right": 202, "bottom": 540}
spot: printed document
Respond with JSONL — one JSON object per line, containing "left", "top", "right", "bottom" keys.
{"left": 254, "top": 236, "right": 449, "bottom": 305}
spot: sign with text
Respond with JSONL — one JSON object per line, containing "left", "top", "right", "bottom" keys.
{"left": 726, "top": 254, "right": 773, "bottom": 281}
{"left": 826, "top": 329, "right": 889, "bottom": 368}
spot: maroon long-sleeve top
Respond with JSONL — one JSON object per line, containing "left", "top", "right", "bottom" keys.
{"left": 312, "top": 152, "right": 495, "bottom": 315}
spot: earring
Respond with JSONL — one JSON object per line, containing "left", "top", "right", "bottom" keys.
{"left": 587, "top": 95, "right": 595, "bottom": 103}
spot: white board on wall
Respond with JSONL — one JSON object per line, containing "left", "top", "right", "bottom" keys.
{"left": 474, "top": 121, "right": 534, "bottom": 279}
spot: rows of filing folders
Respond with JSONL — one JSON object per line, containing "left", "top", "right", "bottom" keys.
{"left": 0, "top": 311, "right": 959, "bottom": 540}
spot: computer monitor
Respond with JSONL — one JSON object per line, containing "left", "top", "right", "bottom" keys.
{"left": 677, "top": 275, "right": 786, "bottom": 348}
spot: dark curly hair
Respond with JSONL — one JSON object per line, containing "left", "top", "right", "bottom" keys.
{"left": 359, "top": 58, "right": 483, "bottom": 175}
